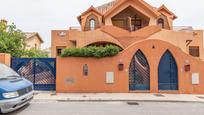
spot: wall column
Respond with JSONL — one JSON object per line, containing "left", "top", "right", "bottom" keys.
{"left": 150, "top": 56, "right": 159, "bottom": 93}
{"left": 0, "top": 53, "right": 11, "bottom": 66}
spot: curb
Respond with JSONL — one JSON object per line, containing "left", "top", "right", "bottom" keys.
{"left": 32, "top": 99, "right": 204, "bottom": 104}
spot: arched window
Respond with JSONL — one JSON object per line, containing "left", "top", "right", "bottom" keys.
{"left": 158, "top": 18, "right": 164, "bottom": 28}
{"left": 89, "top": 19, "right": 95, "bottom": 30}
{"left": 85, "top": 14, "right": 99, "bottom": 31}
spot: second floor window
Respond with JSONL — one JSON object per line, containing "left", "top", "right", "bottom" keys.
{"left": 189, "top": 46, "right": 200, "bottom": 57}
{"left": 158, "top": 18, "right": 164, "bottom": 28}
{"left": 57, "top": 48, "right": 62, "bottom": 56}
{"left": 90, "top": 19, "right": 95, "bottom": 30}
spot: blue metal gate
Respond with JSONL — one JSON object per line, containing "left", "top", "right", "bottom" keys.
{"left": 129, "top": 50, "right": 150, "bottom": 90}
{"left": 11, "top": 58, "right": 56, "bottom": 91}
{"left": 158, "top": 50, "right": 178, "bottom": 90}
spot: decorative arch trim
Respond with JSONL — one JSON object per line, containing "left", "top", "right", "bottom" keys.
{"left": 82, "top": 40, "right": 124, "bottom": 49}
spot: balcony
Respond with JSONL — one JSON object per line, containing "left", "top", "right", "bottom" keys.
{"left": 111, "top": 6, "right": 150, "bottom": 32}
{"left": 69, "top": 26, "right": 115, "bottom": 41}
{"left": 69, "top": 26, "right": 101, "bottom": 32}
{"left": 68, "top": 27, "right": 124, "bottom": 48}
{"left": 69, "top": 26, "right": 82, "bottom": 31}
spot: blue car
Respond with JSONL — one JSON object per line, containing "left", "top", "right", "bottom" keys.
{"left": 0, "top": 63, "right": 34, "bottom": 113}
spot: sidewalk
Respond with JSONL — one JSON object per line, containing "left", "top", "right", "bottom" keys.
{"left": 33, "top": 91, "right": 204, "bottom": 103}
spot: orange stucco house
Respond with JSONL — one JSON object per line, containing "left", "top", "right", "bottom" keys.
{"left": 52, "top": 0, "right": 204, "bottom": 94}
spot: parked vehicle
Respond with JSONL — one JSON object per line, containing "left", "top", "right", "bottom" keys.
{"left": 0, "top": 63, "right": 34, "bottom": 113}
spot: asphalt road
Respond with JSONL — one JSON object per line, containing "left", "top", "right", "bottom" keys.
{"left": 5, "top": 100, "right": 204, "bottom": 115}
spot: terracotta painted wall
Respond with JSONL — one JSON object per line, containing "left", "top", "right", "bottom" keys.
{"left": 51, "top": 30, "right": 75, "bottom": 57}
{"left": 56, "top": 39, "right": 204, "bottom": 94}
{"left": 148, "top": 29, "right": 204, "bottom": 60}
{"left": 56, "top": 56, "right": 128, "bottom": 93}
{"left": 68, "top": 29, "right": 124, "bottom": 49}
{"left": 188, "top": 30, "right": 204, "bottom": 60}
{"left": 0, "top": 53, "right": 11, "bottom": 66}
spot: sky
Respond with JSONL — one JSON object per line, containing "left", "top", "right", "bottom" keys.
{"left": 0, "top": 0, "right": 203, "bottom": 49}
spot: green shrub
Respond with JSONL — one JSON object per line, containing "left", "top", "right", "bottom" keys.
{"left": 61, "top": 45, "right": 121, "bottom": 58}
{"left": 22, "top": 48, "right": 48, "bottom": 58}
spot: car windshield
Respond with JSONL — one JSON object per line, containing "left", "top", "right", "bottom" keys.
{"left": 0, "top": 63, "right": 20, "bottom": 79}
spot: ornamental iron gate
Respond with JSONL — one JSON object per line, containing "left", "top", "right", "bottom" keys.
{"left": 158, "top": 50, "right": 178, "bottom": 90}
{"left": 11, "top": 58, "right": 56, "bottom": 91}
{"left": 129, "top": 50, "right": 150, "bottom": 90}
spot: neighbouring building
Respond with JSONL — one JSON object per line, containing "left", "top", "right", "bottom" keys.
{"left": 52, "top": 0, "right": 204, "bottom": 94}
{"left": 0, "top": 20, "right": 44, "bottom": 50}
{"left": 24, "top": 32, "right": 44, "bottom": 50}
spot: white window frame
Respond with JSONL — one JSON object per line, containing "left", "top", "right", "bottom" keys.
{"left": 90, "top": 19, "right": 95, "bottom": 30}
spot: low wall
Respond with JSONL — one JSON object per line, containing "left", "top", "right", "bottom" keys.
{"left": 56, "top": 39, "right": 204, "bottom": 94}
{"left": 0, "top": 53, "right": 11, "bottom": 66}
{"left": 56, "top": 56, "right": 128, "bottom": 93}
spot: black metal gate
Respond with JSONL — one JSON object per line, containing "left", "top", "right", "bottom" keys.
{"left": 129, "top": 50, "right": 150, "bottom": 90}
{"left": 11, "top": 58, "right": 56, "bottom": 91}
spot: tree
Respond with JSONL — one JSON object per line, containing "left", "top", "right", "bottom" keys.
{"left": 23, "top": 48, "right": 48, "bottom": 58}
{"left": 0, "top": 20, "right": 26, "bottom": 57}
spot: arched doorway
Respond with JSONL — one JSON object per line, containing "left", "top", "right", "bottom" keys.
{"left": 158, "top": 50, "right": 178, "bottom": 90}
{"left": 129, "top": 50, "right": 150, "bottom": 91}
